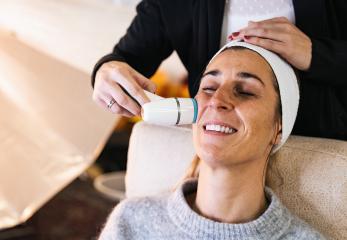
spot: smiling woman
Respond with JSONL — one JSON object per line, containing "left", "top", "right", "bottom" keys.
{"left": 194, "top": 47, "right": 281, "bottom": 169}
{"left": 97, "top": 41, "right": 326, "bottom": 240}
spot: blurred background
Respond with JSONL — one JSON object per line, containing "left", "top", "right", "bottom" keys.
{"left": 0, "top": 0, "right": 188, "bottom": 239}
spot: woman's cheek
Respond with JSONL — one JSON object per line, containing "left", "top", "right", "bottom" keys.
{"left": 192, "top": 124, "right": 202, "bottom": 156}
{"left": 193, "top": 94, "right": 206, "bottom": 153}
{"left": 195, "top": 93, "right": 209, "bottom": 121}
{"left": 243, "top": 103, "right": 275, "bottom": 139}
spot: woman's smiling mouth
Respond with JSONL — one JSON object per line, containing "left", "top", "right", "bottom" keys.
{"left": 203, "top": 122, "right": 238, "bottom": 136}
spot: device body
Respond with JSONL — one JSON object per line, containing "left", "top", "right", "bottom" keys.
{"left": 142, "top": 91, "right": 198, "bottom": 125}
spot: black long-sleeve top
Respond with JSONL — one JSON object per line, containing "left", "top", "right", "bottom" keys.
{"left": 92, "top": 0, "right": 347, "bottom": 140}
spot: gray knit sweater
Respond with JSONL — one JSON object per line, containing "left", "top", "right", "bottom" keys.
{"left": 98, "top": 180, "right": 326, "bottom": 240}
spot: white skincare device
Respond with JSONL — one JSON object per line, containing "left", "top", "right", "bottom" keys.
{"left": 142, "top": 90, "right": 198, "bottom": 125}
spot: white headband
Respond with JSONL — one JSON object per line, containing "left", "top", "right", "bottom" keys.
{"left": 209, "top": 40, "right": 300, "bottom": 154}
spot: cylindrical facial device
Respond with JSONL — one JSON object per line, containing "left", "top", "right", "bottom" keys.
{"left": 142, "top": 91, "right": 198, "bottom": 125}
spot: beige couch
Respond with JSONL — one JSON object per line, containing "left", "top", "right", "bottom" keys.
{"left": 126, "top": 121, "right": 347, "bottom": 240}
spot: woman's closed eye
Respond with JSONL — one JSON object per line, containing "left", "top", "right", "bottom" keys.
{"left": 236, "top": 88, "right": 256, "bottom": 97}
{"left": 234, "top": 83, "right": 259, "bottom": 98}
{"left": 202, "top": 86, "right": 257, "bottom": 98}
{"left": 202, "top": 87, "right": 216, "bottom": 94}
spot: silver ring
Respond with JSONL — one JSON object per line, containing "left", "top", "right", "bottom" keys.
{"left": 107, "top": 99, "right": 116, "bottom": 109}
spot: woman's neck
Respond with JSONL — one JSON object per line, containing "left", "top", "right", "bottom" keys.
{"left": 188, "top": 160, "right": 268, "bottom": 224}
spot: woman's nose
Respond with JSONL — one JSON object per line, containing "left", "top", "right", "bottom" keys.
{"left": 208, "top": 88, "right": 234, "bottom": 111}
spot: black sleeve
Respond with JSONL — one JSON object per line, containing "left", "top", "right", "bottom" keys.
{"left": 300, "top": 37, "right": 347, "bottom": 87}
{"left": 91, "top": 0, "right": 173, "bottom": 87}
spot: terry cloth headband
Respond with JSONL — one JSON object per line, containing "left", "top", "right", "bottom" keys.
{"left": 209, "top": 39, "right": 300, "bottom": 154}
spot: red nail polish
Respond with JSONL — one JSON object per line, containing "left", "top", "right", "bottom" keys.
{"left": 232, "top": 32, "right": 240, "bottom": 37}
{"left": 244, "top": 35, "right": 250, "bottom": 40}
{"left": 228, "top": 35, "right": 234, "bottom": 40}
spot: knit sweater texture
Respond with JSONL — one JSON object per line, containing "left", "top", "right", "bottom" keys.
{"left": 98, "top": 179, "right": 326, "bottom": 240}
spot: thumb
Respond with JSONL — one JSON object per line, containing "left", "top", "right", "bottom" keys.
{"left": 132, "top": 70, "right": 157, "bottom": 93}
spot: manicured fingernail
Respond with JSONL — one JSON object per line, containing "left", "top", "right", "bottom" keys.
{"left": 228, "top": 35, "right": 234, "bottom": 40}
{"left": 232, "top": 32, "right": 240, "bottom": 37}
{"left": 244, "top": 35, "right": 251, "bottom": 40}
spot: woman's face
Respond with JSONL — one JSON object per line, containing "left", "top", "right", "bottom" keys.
{"left": 193, "top": 49, "right": 281, "bottom": 168}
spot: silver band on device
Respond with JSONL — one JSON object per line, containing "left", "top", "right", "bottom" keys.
{"left": 174, "top": 98, "right": 181, "bottom": 125}
{"left": 107, "top": 99, "right": 116, "bottom": 109}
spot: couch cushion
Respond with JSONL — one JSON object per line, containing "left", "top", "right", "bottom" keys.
{"left": 267, "top": 136, "right": 347, "bottom": 240}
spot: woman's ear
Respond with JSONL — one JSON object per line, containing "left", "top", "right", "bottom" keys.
{"left": 273, "top": 121, "right": 282, "bottom": 145}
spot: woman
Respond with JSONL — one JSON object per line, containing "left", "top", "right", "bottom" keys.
{"left": 98, "top": 41, "right": 325, "bottom": 239}
{"left": 92, "top": 0, "right": 347, "bottom": 141}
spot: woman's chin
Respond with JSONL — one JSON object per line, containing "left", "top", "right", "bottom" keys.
{"left": 198, "top": 144, "right": 248, "bottom": 169}
{"left": 199, "top": 138, "right": 231, "bottom": 153}
{"left": 198, "top": 146, "right": 228, "bottom": 167}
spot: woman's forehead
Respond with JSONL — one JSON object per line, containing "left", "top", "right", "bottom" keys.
{"left": 206, "top": 49, "right": 274, "bottom": 83}
{"left": 211, "top": 48, "right": 269, "bottom": 67}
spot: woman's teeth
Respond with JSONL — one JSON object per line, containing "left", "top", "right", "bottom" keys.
{"left": 205, "top": 124, "right": 236, "bottom": 134}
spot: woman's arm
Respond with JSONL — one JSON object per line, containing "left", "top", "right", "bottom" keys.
{"left": 301, "top": 37, "right": 347, "bottom": 87}
{"left": 91, "top": 0, "right": 173, "bottom": 87}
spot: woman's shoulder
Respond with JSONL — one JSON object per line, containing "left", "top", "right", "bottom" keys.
{"left": 111, "top": 193, "right": 170, "bottom": 220}
{"left": 265, "top": 188, "right": 326, "bottom": 239}
{"left": 98, "top": 194, "right": 172, "bottom": 239}
{"left": 283, "top": 213, "right": 327, "bottom": 240}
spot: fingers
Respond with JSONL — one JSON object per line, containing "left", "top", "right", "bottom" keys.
{"left": 236, "top": 22, "right": 294, "bottom": 42}
{"left": 133, "top": 70, "right": 157, "bottom": 94}
{"left": 230, "top": 18, "right": 296, "bottom": 58}
{"left": 232, "top": 17, "right": 294, "bottom": 41}
{"left": 247, "top": 17, "right": 289, "bottom": 26}
{"left": 243, "top": 36, "right": 286, "bottom": 56}
{"left": 228, "top": 17, "right": 312, "bottom": 70}
{"left": 94, "top": 95, "right": 109, "bottom": 109}
{"left": 96, "top": 92, "right": 134, "bottom": 118}
{"left": 108, "top": 98, "right": 134, "bottom": 118}
{"left": 113, "top": 67, "right": 151, "bottom": 106}
{"left": 242, "top": 34, "right": 311, "bottom": 70}
{"left": 240, "top": 26, "right": 289, "bottom": 43}
{"left": 93, "top": 61, "right": 158, "bottom": 117}
{"left": 108, "top": 82, "right": 142, "bottom": 115}
{"left": 240, "top": 27, "right": 311, "bottom": 70}
{"left": 240, "top": 17, "right": 290, "bottom": 34}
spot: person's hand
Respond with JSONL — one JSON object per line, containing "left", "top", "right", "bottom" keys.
{"left": 231, "top": 17, "right": 312, "bottom": 71}
{"left": 93, "top": 61, "right": 156, "bottom": 117}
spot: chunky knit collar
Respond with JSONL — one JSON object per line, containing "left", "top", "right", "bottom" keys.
{"left": 167, "top": 179, "right": 292, "bottom": 239}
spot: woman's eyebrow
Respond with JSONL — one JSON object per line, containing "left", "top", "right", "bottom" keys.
{"left": 201, "top": 69, "right": 265, "bottom": 86}
{"left": 237, "top": 72, "right": 265, "bottom": 86}
{"left": 201, "top": 69, "right": 221, "bottom": 78}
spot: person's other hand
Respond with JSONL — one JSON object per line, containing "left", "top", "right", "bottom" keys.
{"left": 93, "top": 61, "right": 156, "bottom": 117}
{"left": 231, "top": 17, "right": 312, "bottom": 71}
